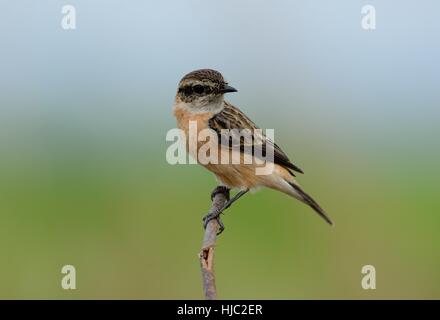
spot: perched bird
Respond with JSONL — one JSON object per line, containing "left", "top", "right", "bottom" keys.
{"left": 173, "top": 69, "right": 333, "bottom": 234}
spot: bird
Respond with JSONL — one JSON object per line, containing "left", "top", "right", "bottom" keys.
{"left": 173, "top": 69, "right": 333, "bottom": 234}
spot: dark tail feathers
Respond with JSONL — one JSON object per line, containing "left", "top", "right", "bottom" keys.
{"left": 288, "top": 182, "right": 334, "bottom": 226}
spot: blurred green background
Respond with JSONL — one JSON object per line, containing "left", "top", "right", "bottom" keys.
{"left": 0, "top": 1, "right": 439, "bottom": 299}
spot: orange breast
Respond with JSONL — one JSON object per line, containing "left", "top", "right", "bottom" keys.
{"left": 173, "top": 104, "right": 282, "bottom": 189}
{"left": 173, "top": 105, "right": 216, "bottom": 159}
{"left": 173, "top": 106, "right": 212, "bottom": 133}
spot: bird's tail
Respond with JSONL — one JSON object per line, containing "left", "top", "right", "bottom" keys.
{"left": 286, "top": 181, "right": 333, "bottom": 226}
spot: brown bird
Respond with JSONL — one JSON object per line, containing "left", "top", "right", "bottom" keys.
{"left": 173, "top": 69, "right": 333, "bottom": 234}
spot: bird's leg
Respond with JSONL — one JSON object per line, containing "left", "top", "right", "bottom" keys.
{"left": 203, "top": 186, "right": 230, "bottom": 235}
{"left": 220, "top": 189, "right": 249, "bottom": 212}
{"left": 210, "top": 185, "right": 230, "bottom": 202}
{"left": 203, "top": 187, "right": 249, "bottom": 235}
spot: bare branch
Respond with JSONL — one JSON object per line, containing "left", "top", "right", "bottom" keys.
{"left": 199, "top": 189, "right": 228, "bottom": 300}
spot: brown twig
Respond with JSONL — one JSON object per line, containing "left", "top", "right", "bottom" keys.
{"left": 199, "top": 189, "right": 228, "bottom": 300}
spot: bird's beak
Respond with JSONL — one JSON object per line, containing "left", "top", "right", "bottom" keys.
{"left": 220, "top": 85, "right": 238, "bottom": 94}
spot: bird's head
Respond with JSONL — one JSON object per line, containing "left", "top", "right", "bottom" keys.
{"left": 176, "top": 69, "right": 237, "bottom": 112}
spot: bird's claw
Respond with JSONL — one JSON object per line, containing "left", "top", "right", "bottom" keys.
{"left": 202, "top": 211, "right": 225, "bottom": 235}
{"left": 202, "top": 186, "right": 230, "bottom": 235}
{"left": 210, "top": 186, "right": 230, "bottom": 201}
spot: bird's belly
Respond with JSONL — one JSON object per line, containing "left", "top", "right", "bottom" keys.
{"left": 201, "top": 146, "right": 283, "bottom": 190}
{"left": 203, "top": 162, "right": 260, "bottom": 189}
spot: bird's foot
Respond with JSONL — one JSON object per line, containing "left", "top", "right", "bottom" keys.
{"left": 202, "top": 186, "right": 230, "bottom": 235}
{"left": 210, "top": 185, "right": 230, "bottom": 201}
{"left": 202, "top": 210, "right": 225, "bottom": 235}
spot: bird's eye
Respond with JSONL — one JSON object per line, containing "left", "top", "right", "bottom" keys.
{"left": 183, "top": 86, "right": 192, "bottom": 95}
{"left": 193, "top": 85, "right": 204, "bottom": 94}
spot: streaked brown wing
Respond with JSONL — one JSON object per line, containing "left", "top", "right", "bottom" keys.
{"left": 208, "top": 102, "right": 304, "bottom": 175}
